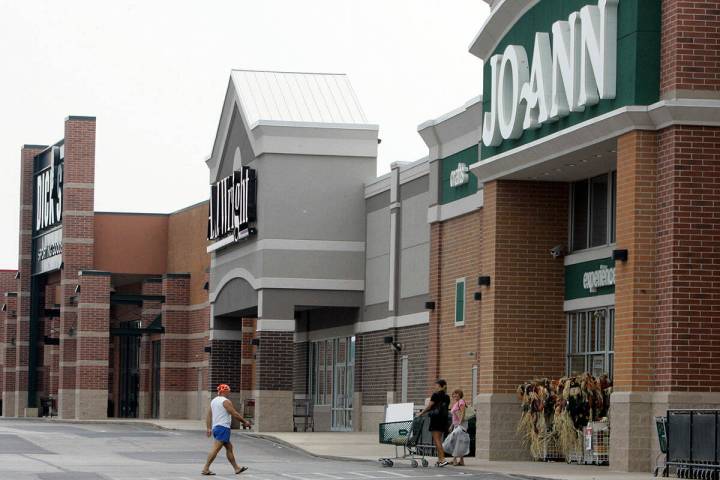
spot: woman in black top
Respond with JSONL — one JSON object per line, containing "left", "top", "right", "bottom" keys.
{"left": 418, "top": 379, "right": 450, "bottom": 467}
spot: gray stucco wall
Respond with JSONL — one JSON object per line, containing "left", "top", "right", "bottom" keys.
{"left": 362, "top": 170, "right": 430, "bottom": 321}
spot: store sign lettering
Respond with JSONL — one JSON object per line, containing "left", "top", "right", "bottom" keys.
{"left": 37, "top": 242, "right": 62, "bottom": 262}
{"left": 449, "top": 163, "right": 470, "bottom": 188}
{"left": 208, "top": 167, "right": 257, "bottom": 243}
{"left": 582, "top": 265, "right": 615, "bottom": 292}
{"left": 35, "top": 152, "right": 63, "bottom": 232}
{"left": 482, "top": 0, "right": 618, "bottom": 147}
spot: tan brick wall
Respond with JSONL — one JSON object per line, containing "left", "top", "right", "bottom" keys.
{"left": 660, "top": 0, "right": 720, "bottom": 96}
{"left": 480, "top": 181, "right": 568, "bottom": 394}
{"left": 428, "top": 211, "right": 483, "bottom": 396}
{"left": 614, "top": 130, "right": 659, "bottom": 392}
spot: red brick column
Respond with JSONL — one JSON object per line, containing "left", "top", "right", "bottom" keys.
{"left": 610, "top": 130, "right": 659, "bottom": 471}
{"left": 15, "top": 146, "right": 46, "bottom": 416}
{"left": 477, "top": 180, "right": 568, "bottom": 460}
{"left": 58, "top": 116, "right": 97, "bottom": 419}
{"left": 2, "top": 293, "right": 18, "bottom": 416}
{"left": 660, "top": 0, "right": 720, "bottom": 98}
{"left": 253, "top": 329, "right": 294, "bottom": 431}
{"left": 158, "top": 273, "right": 191, "bottom": 419}
{"left": 75, "top": 270, "right": 110, "bottom": 419}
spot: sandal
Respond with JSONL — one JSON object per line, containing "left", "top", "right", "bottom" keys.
{"left": 201, "top": 472, "right": 216, "bottom": 476}
{"left": 235, "top": 466, "right": 249, "bottom": 474}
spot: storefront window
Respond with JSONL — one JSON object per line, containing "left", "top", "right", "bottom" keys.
{"left": 570, "top": 171, "right": 616, "bottom": 252}
{"left": 455, "top": 279, "right": 465, "bottom": 326}
{"left": 567, "top": 307, "right": 615, "bottom": 377}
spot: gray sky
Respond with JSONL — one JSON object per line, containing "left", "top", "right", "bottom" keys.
{"left": 0, "top": 0, "right": 489, "bottom": 269}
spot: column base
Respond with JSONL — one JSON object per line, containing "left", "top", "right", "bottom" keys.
{"left": 14, "top": 391, "right": 28, "bottom": 417}
{"left": 611, "top": 391, "right": 720, "bottom": 473}
{"left": 252, "top": 390, "right": 293, "bottom": 432}
{"left": 2, "top": 392, "right": 16, "bottom": 417}
{"left": 75, "top": 389, "right": 107, "bottom": 419}
{"left": 475, "top": 393, "right": 530, "bottom": 461}
{"left": 58, "top": 389, "right": 76, "bottom": 419}
{"left": 360, "top": 404, "right": 384, "bottom": 433}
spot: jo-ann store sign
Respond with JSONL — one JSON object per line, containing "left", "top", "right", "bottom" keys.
{"left": 565, "top": 258, "right": 615, "bottom": 300}
{"left": 480, "top": 0, "right": 661, "bottom": 159}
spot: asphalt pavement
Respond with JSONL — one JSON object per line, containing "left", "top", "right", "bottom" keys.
{"left": 0, "top": 419, "right": 535, "bottom": 480}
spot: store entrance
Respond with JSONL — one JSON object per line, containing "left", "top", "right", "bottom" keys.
{"left": 310, "top": 336, "right": 355, "bottom": 431}
{"left": 118, "top": 321, "right": 141, "bottom": 418}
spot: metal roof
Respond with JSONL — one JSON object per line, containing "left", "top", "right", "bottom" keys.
{"left": 230, "top": 69, "right": 369, "bottom": 126}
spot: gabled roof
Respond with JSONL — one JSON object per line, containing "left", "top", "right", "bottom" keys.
{"left": 206, "top": 69, "right": 378, "bottom": 183}
{"left": 231, "top": 69, "right": 368, "bottom": 126}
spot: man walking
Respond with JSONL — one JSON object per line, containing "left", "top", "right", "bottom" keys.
{"left": 202, "top": 384, "right": 252, "bottom": 476}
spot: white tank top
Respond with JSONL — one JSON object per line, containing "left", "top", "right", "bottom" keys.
{"left": 211, "top": 396, "right": 232, "bottom": 428}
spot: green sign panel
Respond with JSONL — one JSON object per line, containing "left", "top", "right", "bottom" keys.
{"left": 565, "top": 257, "right": 615, "bottom": 300}
{"left": 440, "top": 145, "right": 479, "bottom": 205}
{"left": 481, "top": 0, "right": 661, "bottom": 160}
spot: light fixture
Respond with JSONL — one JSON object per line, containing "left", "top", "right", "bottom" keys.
{"left": 613, "top": 249, "right": 629, "bottom": 262}
{"left": 473, "top": 292, "right": 482, "bottom": 301}
{"left": 424, "top": 301, "right": 436, "bottom": 310}
{"left": 68, "top": 326, "right": 76, "bottom": 337}
{"left": 1, "top": 304, "right": 6, "bottom": 312}
{"left": 203, "top": 282, "right": 209, "bottom": 291}
{"left": 478, "top": 276, "right": 491, "bottom": 287}
{"left": 204, "top": 346, "right": 212, "bottom": 353}
{"left": 74, "top": 284, "right": 81, "bottom": 294}
{"left": 250, "top": 338, "right": 260, "bottom": 346}
{"left": 14, "top": 271, "right": 20, "bottom": 279}
{"left": 10, "top": 337, "right": 16, "bottom": 346}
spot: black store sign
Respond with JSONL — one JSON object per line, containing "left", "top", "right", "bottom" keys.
{"left": 207, "top": 167, "right": 257, "bottom": 243}
{"left": 32, "top": 146, "right": 64, "bottom": 275}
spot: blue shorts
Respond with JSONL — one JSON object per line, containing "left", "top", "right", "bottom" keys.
{"left": 212, "top": 425, "right": 231, "bottom": 444}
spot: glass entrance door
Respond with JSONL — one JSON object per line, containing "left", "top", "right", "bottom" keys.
{"left": 310, "top": 336, "right": 355, "bottom": 431}
{"left": 331, "top": 337, "right": 355, "bottom": 431}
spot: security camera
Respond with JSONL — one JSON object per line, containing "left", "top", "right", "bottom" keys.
{"left": 550, "top": 245, "right": 567, "bottom": 259}
{"left": 391, "top": 342, "right": 403, "bottom": 353}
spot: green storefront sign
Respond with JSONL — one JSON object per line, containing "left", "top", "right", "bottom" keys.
{"left": 565, "top": 257, "right": 615, "bottom": 300}
{"left": 480, "top": 0, "right": 662, "bottom": 160}
{"left": 440, "top": 145, "right": 479, "bottom": 205}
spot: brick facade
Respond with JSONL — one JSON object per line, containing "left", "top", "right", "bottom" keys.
{"left": 660, "top": 0, "right": 720, "bottom": 97}
{"left": 428, "top": 211, "right": 482, "bottom": 396}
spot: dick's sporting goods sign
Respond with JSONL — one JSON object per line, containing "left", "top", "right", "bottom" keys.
{"left": 207, "top": 167, "right": 257, "bottom": 244}
{"left": 480, "top": 0, "right": 661, "bottom": 158}
{"left": 32, "top": 145, "right": 64, "bottom": 275}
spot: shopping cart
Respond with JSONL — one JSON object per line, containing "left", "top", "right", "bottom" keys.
{"left": 378, "top": 415, "right": 433, "bottom": 468}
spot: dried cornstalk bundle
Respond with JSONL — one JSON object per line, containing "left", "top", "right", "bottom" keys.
{"left": 517, "top": 373, "right": 613, "bottom": 460}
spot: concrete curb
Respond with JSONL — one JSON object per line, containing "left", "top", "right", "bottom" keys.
{"left": 0, "top": 416, "right": 167, "bottom": 430}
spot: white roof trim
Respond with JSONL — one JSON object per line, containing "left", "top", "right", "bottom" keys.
{"left": 470, "top": 100, "right": 720, "bottom": 183}
{"left": 468, "top": 0, "right": 540, "bottom": 60}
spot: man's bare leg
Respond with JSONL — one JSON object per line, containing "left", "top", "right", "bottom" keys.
{"left": 225, "top": 442, "right": 244, "bottom": 473}
{"left": 203, "top": 441, "right": 224, "bottom": 474}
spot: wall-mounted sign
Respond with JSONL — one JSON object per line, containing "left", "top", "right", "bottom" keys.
{"left": 34, "top": 146, "right": 63, "bottom": 233}
{"left": 483, "top": 0, "right": 618, "bottom": 147}
{"left": 583, "top": 265, "right": 615, "bottom": 293}
{"left": 208, "top": 167, "right": 257, "bottom": 244}
{"left": 33, "top": 227, "right": 63, "bottom": 275}
{"left": 32, "top": 145, "right": 64, "bottom": 275}
{"left": 449, "top": 163, "right": 470, "bottom": 188}
{"left": 565, "top": 257, "right": 615, "bottom": 300}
